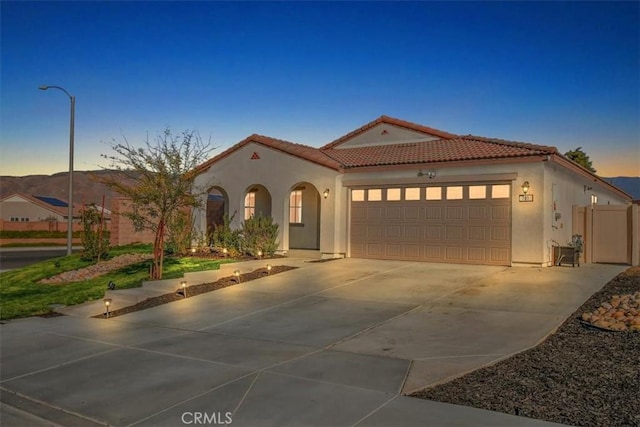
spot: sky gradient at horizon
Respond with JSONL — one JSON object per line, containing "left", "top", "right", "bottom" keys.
{"left": 1, "top": 1, "right": 638, "bottom": 177}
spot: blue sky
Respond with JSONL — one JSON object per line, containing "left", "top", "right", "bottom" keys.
{"left": 1, "top": 1, "right": 638, "bottom": 177}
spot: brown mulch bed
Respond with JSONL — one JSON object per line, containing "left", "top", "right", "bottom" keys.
{"left": 91, "top": 265, "right": 296, "bottom": 319}
{"left": 410, "top": 267, "right": 640, "bottom": 427}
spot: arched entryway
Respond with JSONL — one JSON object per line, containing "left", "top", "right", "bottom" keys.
{"left": 243, "top": 184, "right": 272, "bottom": 219}
{"left": 206, "top": 186, "right": 229, "bottom": 239}
{"left": 288, "top": 182, "right": 320, "bottom": 249}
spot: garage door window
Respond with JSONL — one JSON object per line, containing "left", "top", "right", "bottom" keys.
{"left": 426, "top": 187, "right": 442, "bottom": 200}
{"left": 405, "top": 188, "right": 420, "bottom": 200}
{"left": 469, "top": 185, "right": 487, "bottom": 199}
{"left": 387, "top": 188, "right": 401, "bottom": 201}
{"left": 446, "top": 186, "right": 463, "bottom": 200}
{"left": 368, "top": 189, "right": 382, "bottom": 201}
{"left": 492, "top": 185, "right": 510, "bottom": 199}
{"left": 352, "top": 189, "right": 365, "bottom": 202}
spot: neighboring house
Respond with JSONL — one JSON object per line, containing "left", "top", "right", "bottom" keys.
{"left": 0, "top": 194, "right": 74, "bottom": 223}
{"left": 193, "top": 115, "right": 636, "bottom": 266}
{"left": 0, "top": 193, "right": 103, "bottom": 232}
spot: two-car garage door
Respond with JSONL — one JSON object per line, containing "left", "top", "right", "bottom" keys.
{"left": 350, "top": 183, "right": 512, "bottom": 265}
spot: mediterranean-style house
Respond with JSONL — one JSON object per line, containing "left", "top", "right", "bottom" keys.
{"left": 193, "top": 115, "right": 636, "bottom": 267}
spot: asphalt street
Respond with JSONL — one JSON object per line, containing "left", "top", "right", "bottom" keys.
{"left": 0, "top": 247, "right": 82, "bottom": 272}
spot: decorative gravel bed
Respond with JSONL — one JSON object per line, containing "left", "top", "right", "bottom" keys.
{"left": 92, "top": 265, "right": 297, "bottom": 319}
{"left": 40, "top": 254, "right": 152, "bottom": 284}
{"left": 411, "top": 267, "right": 640, "bottom": 427}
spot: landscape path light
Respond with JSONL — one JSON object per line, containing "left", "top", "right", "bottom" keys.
{"left": 234, "top": 270, "right": 241, "bottom": 283}
{"left": 181, "top": 280, "right": 188, "bottom": 298}
{"left": 39, "top": 85, "right": 75, "bottom": 256}
{"left": 103, "top": 298, "right": 112, "bottom": 318}
{"left": 266, "top": 264, "right": 272, "bottom": 276}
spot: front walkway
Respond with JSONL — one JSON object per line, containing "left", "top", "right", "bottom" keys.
{"left": 1, "top": 258, "right": 625, "bottom": 426}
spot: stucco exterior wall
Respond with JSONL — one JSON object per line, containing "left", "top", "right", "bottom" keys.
{"left": 194, "top": 143, "right": 342, "bottom": 256}
{"left": 543, "top": 161, "right": 630, "bottom": 265}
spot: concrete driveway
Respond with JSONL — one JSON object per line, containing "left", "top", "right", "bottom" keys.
{"left": 0, "top": 258, "right": 625, "bottom": 426}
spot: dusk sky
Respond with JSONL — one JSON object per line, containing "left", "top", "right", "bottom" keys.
{"left": 1, "top": 1, "right": 638, "bottom": 177}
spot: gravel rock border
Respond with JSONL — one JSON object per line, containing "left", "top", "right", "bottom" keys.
{"left": 410, "top": 267, "right": 640, "bottom": 427}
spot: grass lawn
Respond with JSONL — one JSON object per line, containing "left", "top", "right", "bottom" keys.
{"left": 0, "top": 244, "right": 231, "bottom": 320}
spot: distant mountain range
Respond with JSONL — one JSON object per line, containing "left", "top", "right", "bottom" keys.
{"left": 604, "top": 177, "right": 640, "bottom": 200}
{"left": 1, "top": 171, "right": 638, "bottom": 208}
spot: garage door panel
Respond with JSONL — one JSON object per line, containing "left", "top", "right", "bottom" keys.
{"left": 350, "top": 184, "right": 511, "bottom": 266}
{"left": 446, "top": 206, "right": 463, "bottom": 220}
{"left": 367, "top": 225, "right": 384, "bottom": 239}
{"left": 468, "top": 205, "right": 489, "bottom": 220}
{"left": 445, "top": 225, "right": 463, "bottom": 240}
{"left": 491, "top": 205, "right": 510, "bottom": 220}
{"left": 425, "top": 206, "right": 442, "bottom": 220}
{"left": 386, "top": 225, "right": 402, "bottom": 239}
{"left": 491, "top": 248, "right": 510, "bottom": 263}
{"left": 385, "top": 206, "right": 402, "bottom": 221}
{"left": 404, "top": 225, "right": 422, "bottom": 240}
{"left": 403, "top": 206, "right": 421, "bottom": 220}
{"left": 490, "top": 226, "right": 510, "bottom": 241}
{"left": 445, "top": 246, "right": 464, "bottom": 261}
{"left": 405, "top": 245, "right": 421, "bottom": 258}
{"left": 468, "top": 226, "right": 486, "bottom": 241}
{"left": 385, "top": 244, "right": 402, "bottom": 257}
{"left": 367, "top": 243, "right": 384, "bottom": 257}
{"left": 468, "top": 247, "right": 486, "bottom": 262}
{"left": 424, "top": 245, "right": 443, "bottom": 259}
{"left": 425, "top": 225, "right": 443, "bottom": 240}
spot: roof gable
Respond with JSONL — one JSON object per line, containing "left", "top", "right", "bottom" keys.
{"left": 321, "top": 115, "right": 458, "bottom": 150}
{"left": 196, "top": 134, "right": 341, "bottom": 173}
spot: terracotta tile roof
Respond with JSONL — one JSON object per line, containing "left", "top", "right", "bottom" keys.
{"left": 322, "top": 135, "right": 558, "bottom": 169}
{"left": 321, "top": 115, "right": 459, "bottom": 150}
{"left": 197, "top": 134, "right": 341, "bottom": 173}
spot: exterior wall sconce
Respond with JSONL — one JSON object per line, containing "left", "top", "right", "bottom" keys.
{"left": 104, "top": 298, "right": 112, "bottom": 318}
{"left": 584, "top": 185, "right": 593, "bottom": 193}
{"left": 519, "top": 181, "right": 533, "bottom": 202}
{"left": 181, "top": 280, "right": 188, "bottom": 298}
{"left": 323, "top": 189, "right": 330, "bottom": 199}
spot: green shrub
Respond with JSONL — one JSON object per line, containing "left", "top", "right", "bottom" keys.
{"left": 0, "top": 230, "right": 82, "bottom": 239}
{"left": 80, "top": 204, "right": 110, "bottom": 262}
{"left": 241, "top": 214, "right": 279, "bottom": 257}
{"left": 166, "top": 210, "right": 194, "bottom": 256}
{"left": 210, "top": 213, "right": 241, "bottom": 257}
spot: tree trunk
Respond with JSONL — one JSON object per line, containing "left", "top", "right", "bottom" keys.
{"left": 152, "top": 221, "right": 166, "bottom": 280}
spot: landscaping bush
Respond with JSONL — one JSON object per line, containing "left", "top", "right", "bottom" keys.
{"left": 80, "top": 204, "right": 110, "bottom": 262}
{"left": 0, "top": 230, "right": 82, "bottom": 239}
{"left": 241, "top": 214, "right": 279, "bottom": 257}
{"left": 210, "top": 213, "right": 242, "bottom": 256}
{"left": 166, "top": 210, "right": 194, "bottom": 255}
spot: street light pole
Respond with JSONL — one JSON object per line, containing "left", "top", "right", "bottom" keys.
{"left": 39, "top": 85, "right": 75, "bottom": 256}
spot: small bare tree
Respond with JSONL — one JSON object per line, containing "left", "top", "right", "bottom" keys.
{"left": 100, "top": 129, "right": 213, "bottom": 279}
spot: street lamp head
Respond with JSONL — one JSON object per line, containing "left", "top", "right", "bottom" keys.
{"left": 38, "top": 85, "right": 49, "bottom": 91}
